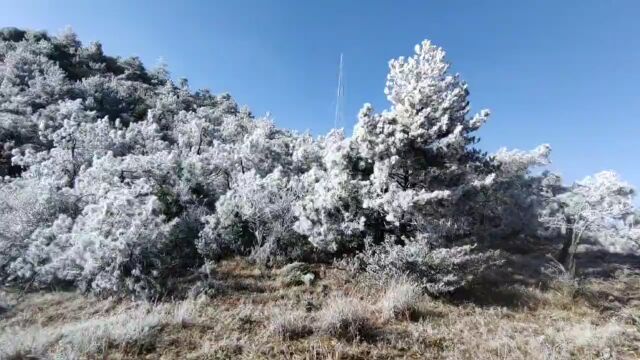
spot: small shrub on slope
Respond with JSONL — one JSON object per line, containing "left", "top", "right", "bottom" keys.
{"left": 356, "top": 235, "right": 499, "bottom": 296}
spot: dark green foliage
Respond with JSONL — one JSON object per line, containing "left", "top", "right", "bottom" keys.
{"left": 0, "top": 27, "right": 28, "bottom": 42}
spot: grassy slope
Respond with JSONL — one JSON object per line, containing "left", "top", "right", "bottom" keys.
{"left": 1, "top": 256, "right": 639, "bottom": 359}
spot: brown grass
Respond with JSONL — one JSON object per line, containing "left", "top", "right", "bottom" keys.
{"left": 2, "top": 257, "right": 639, "bottom": 359}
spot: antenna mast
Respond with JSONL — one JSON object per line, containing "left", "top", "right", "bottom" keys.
{"left": 334, "top": 53, "right": 344, "bottom": 129}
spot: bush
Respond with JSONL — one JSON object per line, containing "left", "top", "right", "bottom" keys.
{"left": 9, "top": 181, "right": 178, "bottom": 298}
{"left": 197, "top": 169, "right": 308, "bottom": 265}
{"left": 276, "top": 262, "right": 315, "bottom": 287}
{"left": 355, "top": 236, "right": 498, "bottom": 296}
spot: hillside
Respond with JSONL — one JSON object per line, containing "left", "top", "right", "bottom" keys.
{"left": 0, "top": 27, "right": 639, "bottom": 359}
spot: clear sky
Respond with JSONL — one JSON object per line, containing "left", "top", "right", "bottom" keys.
{"left": 1, "top": 0, "right": 639, "bottom": 195}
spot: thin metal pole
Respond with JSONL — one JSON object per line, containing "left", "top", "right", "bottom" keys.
{"left": 334, "top": 53, "right": 344, "bottom": 130}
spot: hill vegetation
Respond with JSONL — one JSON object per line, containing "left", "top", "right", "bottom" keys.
{"left": 0, "top": 27, "right": 638, "bottom": 359}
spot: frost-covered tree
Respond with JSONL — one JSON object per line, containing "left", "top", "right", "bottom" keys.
{"left": 540, "top": 171, "right": 636, "bottom": 275}
{"left": 296, "top": 40, "right": 515, "bottom": 293}
{"left": 469, "top": 144, "right": 554, "bottom": 244}
{"left": 297, "top": 41, "right": 499, "bottom": 255}
{"left": 352, "top": 41, "right": 496, "bottom": 244}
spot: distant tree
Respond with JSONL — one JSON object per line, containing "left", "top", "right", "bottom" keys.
{"left": 540, "top": 171, "right": 636, "bottom": 275}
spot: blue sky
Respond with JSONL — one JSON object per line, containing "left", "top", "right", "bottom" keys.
{"left": 2, "top": 0, "right": 639, "bottom": 194}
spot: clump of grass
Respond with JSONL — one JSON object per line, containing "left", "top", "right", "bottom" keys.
{"left": 315, "top": 295, "right": 374, "bottom": 340}
{"left": 268, "top": 308, "right": 313, "bottom": 340}
{"left": 171, "top": 298, "right": 200, "bottom": 327}
{"left": 377, "top": 278, "right": 422, "bottom": 321}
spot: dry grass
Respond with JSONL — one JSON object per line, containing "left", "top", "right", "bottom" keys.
{"left": 377, "top": 277, "right": 422, "bottom": 321}
{"left": 268, "top": 308, "right": 313, "bottom": 340}
{"left": 0, "top": 298, "right": 202, "bottom": 359}
{"left": 315, "top": 295, "right": 375, "bottom": 340}
{"left": 2, "top": 257, "right": 639, "bottom": 359}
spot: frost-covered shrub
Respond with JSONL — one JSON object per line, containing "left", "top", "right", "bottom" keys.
{"left": 356, "top": 235, "right": 498, "bottom": 296}
{"left": 293, "top": 130, "right": 368, "bottom": 252}
{"left": 0, "top": 178, "right": 66, "bottom": 277}
{"left": 198, "top": 168, "right": 307, "bottom": 264}
{"left": 9, "top": 180, "right": 177, "bottom": 297}
{"left": 7, "top": 214, "right": 74, "bottom": 285}
{"left": 65, "top": 183, "right": 176, "bottom": 296}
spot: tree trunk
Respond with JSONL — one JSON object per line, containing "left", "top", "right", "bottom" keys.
{"left": 558, "top": 227, "right": 578, "bottom": 276}
{"left": 396, "top": 216, "right": 407, "bottom": 246}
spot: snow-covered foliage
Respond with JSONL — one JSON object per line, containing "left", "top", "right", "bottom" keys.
{"left": 542, "top": 171, "right": 636, "bottom": 237}
{"left": 351, "top": 41, "right": 496, "bottom": 244}
{"left": 0, "top": 178, "right": 65, "bottom": 274}
{"left": 293, "top": 130, "right": 367, "bottom": 252}
{"left": 198, "top": 168, "right": 307, "bottom": 265}
{"left": 0, "top": 28, "right": 636, "bottom": 297}
{"left": 10, "top": 181, "right": 177, "bottom": 296}
{"left": 355, "top": 235, "right": 498, "bottom": 295}
{"left": 469, "top": 145, "right": 555, "bottom": 243}
{"left": 540, "top": 171, "right": 638, "bottom": 273}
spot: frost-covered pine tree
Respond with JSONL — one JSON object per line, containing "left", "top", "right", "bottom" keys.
{"left": 353, "top": 41, "right": 495, "bottom": 244}
{"left": 296, "top": 41, "right": 508, "bottom": 294}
